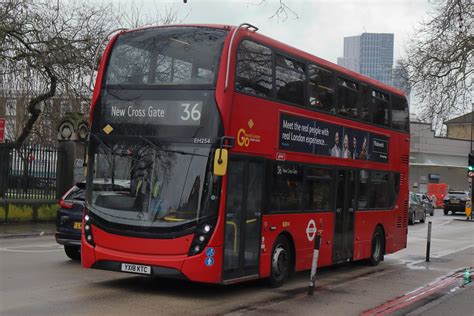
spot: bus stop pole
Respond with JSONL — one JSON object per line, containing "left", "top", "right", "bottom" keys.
{"left": 308, "top": 232, "right": 322, "bottom": 296}
{"left": 425, "top": 221, "right": 432, "bottom": 262}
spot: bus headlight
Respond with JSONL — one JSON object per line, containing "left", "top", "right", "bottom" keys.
{"left": 83, "top": 212, "right": 95, "bottom": 246}
{"left": 188, "top": 220, "right": 216, "bottom": 256}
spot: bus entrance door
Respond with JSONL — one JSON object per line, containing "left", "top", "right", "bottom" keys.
{"left": 222, "top": 159, "right": 263, "bottom": 282}
{"left": 333, "top": 169, "right": 356, "bottom": 264}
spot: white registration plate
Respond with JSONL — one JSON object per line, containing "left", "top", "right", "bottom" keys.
{"left": 121, "top": 263, "right": 151, "bottom": 275}
{"left": 451, "top": 199, "right": 460, "bottom": 204}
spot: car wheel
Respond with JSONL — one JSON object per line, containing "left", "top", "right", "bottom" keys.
{"left": 408, "top": 212, "right": 415, "bottom": 225}
{"left": 64, "top": 245, "right": 81, "bottom": 261}
{"left": 420, "top": 212, "right": 426, "bottom": 223}
{"left": 367, "top": 226, "right": 385, "bottom": 266}
{"left": 269, "top": 235, "right": 291, "bottom": 288}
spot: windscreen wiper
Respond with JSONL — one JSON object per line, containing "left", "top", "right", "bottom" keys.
{"left": 139, "top": 136, "right": 208, "bottom": 158}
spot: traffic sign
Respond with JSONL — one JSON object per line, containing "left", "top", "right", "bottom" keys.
{"left": 0, "top": 118, "right": 5, "bottom": 143}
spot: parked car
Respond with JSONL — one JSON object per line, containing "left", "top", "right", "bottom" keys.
{"left": 55, "top": 183, "right": 85, "bottom": 260}
{"left": 416, "top": 193, "right": 434, "bottom": 216}
{"left": 409, "top": 192, "right": 426, "bottom": 225}
{"left": 55, "top": 179, "right": 130, "bottom": 260}
{"left": 443, "top": 191, "right": 469, "bottom": 215}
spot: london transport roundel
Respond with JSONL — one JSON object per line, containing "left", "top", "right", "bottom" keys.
{"left": 306, "top": 219, "right": 317, "bottom": 242}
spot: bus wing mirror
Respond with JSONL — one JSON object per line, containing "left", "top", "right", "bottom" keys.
{"left": 214, "top": 149, "right": 228, "bottom": 176}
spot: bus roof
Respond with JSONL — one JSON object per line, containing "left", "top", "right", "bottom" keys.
{"left": 121, "top": 24, "right": 406, "bottom": 98}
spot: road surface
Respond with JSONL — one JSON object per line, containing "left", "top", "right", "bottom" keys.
{"left": 1, "top": 209, "right": 472, "bottom": 315}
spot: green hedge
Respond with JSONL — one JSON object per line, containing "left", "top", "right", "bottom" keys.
{"left": 0, "top": 202, "right": 58, "bottom": 222}
{"left": 37, "top": 204, "right": 59, "bottom": 220}
{"left": 0, "top": 206, "right": 5, "bottom": 223}
{"left": 7, "top": 204, "right": 33, "bottom": 222}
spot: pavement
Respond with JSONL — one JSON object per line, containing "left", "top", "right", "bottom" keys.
{"left": 0, "top": 222, "right": 55, "bottom": 239}
{"left": 227, "top": 248, "right": 474, "bottom": 316}
{"left": 408, "top": 282, "right": 474, "bottom": 316}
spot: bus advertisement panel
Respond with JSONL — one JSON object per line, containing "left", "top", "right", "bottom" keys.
{"left": 279, "top": 113, "right": 389, "bottom": 163}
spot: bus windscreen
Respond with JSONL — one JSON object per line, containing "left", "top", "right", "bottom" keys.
{"left": 89, "top": 138, "right": 218, "bottom": 228}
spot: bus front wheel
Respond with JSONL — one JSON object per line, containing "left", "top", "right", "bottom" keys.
{"left": 368, "top": 226, "right": 385, "bottom": 266}
{"left": 269, "top": 235, "right": 291, "bottom": 287}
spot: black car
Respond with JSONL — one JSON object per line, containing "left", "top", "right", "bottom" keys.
{"left": 443, "top": 191, "right": 469, "bottom": 215}
{"left": 55, "top": 183, "right": 85, "bottom": 260}
{"left": 416, "top": 193, "right": 434, "bottom": 216}
{"left": 409, "top": 192, "right": 426, "bottom": 225}
{"left": 55, "top": 179, "right": 130, "bottom": 260}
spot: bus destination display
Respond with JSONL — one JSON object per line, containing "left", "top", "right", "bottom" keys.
{"left": 279, "top": 113, "right": 389, "bottom": 163}
{"left": 104, "top": 100, "right": 203, "bottom": 126}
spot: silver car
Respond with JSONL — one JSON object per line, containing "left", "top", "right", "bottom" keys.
{"left": 416, "top": 193, "right": 434, "bottom": 216}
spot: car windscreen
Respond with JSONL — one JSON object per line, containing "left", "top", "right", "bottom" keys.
{"left": 447, "top": 191, "right": 466, "bottom": 195}
{"left": 446, "top": 191, "right": 468, "bottom": 198}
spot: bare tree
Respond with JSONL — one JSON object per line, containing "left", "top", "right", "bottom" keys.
{"left": 1, "top": 0, "right": 116, "bottom": 146}
{"left": 403, "top": 0, "right": 473, "bottom": 129}
{"left": 0, "top": 0, "right": 180, "bottom": 146}
{"left": 254, "top": 0, "right": 298, "bottom": 21}
{"left": 115, "top": 1, "right": 180, "bottom": 29}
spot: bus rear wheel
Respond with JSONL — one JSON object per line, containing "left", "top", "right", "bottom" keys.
{"left": 269, "top": 235, "right": 291, "bottom": 287}
{"left": 367, "top": 226, "right": 384, "bottom": 266}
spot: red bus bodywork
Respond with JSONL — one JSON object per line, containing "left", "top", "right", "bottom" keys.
{"left": 82, "top": 24, "right": 409, "bottom": 284}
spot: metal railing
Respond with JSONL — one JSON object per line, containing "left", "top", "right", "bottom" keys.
{"left": 0, "top": 143, "right": 58, "bottom": 200}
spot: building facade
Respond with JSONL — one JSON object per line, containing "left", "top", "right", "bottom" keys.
{"left": 444, "top": 112, "right": 473, "bottom": 140}
{"left": 410, "top": 122, "right": 470, "bottom": 193}
{"left": 338, "top": 33, "right": 394, "bottom": 86}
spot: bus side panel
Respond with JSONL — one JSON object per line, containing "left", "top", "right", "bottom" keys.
{"left": 353, "top": 210, "right": 396, "bottom": 261}
{"left": 391, "top": 134, "right": 409, "bottom": 253}
{"left": 230, "top": 94, "right": 280, "bottom": 156}
{"left": 259, "top": 212, "right": 334, "bottom": 278}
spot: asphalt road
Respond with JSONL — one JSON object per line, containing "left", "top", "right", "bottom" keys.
{"left": 1, "top": 209, "right": 473, "bottom": 316}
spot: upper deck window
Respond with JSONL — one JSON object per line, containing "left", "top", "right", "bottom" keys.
{"left": 391, "top": 95, "right": 409, "bottom": 132}
{"left": 337, "top": 78, "right": 359, "bottom": 119}
{"left": 105, "top": 27, "right": 227, "bottom": 86}
{"left": 235, "top": 40, "right": 273, "bottom": 97}
{"left": 308, "top": 65, "right": 335, "bottom": 113}
{"left": 275, "top": 54, "right": 306, "bottom": 105}
{"left": 371, "top": 90, "right": 390, "bottom": 127}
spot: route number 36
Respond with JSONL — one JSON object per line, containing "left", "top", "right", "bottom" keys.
{"left": 181, "top": 103, "right": 201, "bottom": 121}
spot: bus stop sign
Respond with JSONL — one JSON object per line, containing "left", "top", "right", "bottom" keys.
{"left": 0, "top": 118, "right": 5, "bottom": 143}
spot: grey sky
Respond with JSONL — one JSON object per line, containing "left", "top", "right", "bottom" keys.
{"left": 128, "top": 0, "right": 433, "bottom": 64}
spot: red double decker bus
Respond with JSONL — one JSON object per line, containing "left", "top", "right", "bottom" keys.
{"left": 82, "top": 23, "right": 409, "bottom": 286}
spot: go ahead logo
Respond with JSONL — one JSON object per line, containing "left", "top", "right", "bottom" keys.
{"left": 237, "top": 119, "right": 261, "bottom": 147}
